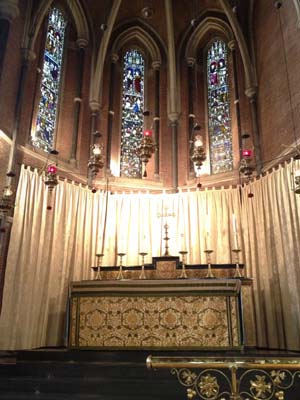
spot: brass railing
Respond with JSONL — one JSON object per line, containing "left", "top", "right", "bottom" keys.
{"left": 146, "top": 356, "right": 300, "bottom": 400}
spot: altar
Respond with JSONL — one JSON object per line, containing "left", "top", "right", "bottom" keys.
{"left": 68, "top": 276, "right": 253, "bottom": 350}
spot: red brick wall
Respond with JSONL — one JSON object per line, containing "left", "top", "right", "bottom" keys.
{"left": 254, "top": 1, "right": 300, "bottom": 164}
{"left": 3, "top": 0, "right": 293, "bottom": 188}
{"left": 0, "top": 0, "right": 26, "bottom": 137}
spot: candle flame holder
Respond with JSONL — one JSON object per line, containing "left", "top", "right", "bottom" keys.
{"left": 94, "top": 253, "right": 104, "bottom": 280}
{"left": 139, "top": 252, "right": 148, "bottom": 279}
{"left": 204, "top": 249, "right": 215, "bottom": 278}
{"left": 232, "top": 249, "right": 242, "bottom": 278}
{"left": 117, "top": 253, "right": 126, "bottom": 280}
{"left": 178, "top": 251, "right": 188, "bottom": 279}
{"left": 157, "top": 204, "right": 175, "bottom": 256}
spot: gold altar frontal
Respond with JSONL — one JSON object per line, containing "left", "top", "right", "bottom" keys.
{"left": 68, "top": 279, "right": 244, "bottom": 350}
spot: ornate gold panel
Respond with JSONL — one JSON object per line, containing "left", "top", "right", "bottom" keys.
{"left": 69, "top": 279, "right": 242, "bottom": 349}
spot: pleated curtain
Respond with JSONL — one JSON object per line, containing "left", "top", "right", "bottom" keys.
{"left": 0, "top": 162, "right": 300, "bottom": 350}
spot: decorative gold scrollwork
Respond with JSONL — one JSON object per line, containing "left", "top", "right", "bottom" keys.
{"left": 275, "top": 390, "right": 284, "bottom": 400}
{"left": 198, "top": 374, "right": 220, "bottom": 398}
{"left": 169, "top": 366, "right": 300, "bottom": 400}
{"left": 171, "top": 368, "right": 231, "bottom": 400}
{"left": 250, "top": 375, "right": 272, "bottom": 398}
{"left": 271, "top": 371, "right": 286, "bottom": 386}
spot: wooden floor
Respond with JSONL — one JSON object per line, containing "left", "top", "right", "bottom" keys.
{"left": 1, "top": 347, "right": 300, "bottom": 399}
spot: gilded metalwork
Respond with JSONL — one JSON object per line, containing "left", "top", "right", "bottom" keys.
{"left": 198, "top": 374, "right": 219, "bottom": 397}
{"left": 75, "top": 295, "right": 238, "bottom": 348}
{"left": 250, "top": 374, "right": 272, "bottom": 398}
{"left": 147, "top": 356, "right": 300, "bottom": 400}
{"left": 69, "top": 279, "right": 242, "bottom": 349}
{"left": 171, "top": 367, "right": 231, "bottom": 400}
{"left": 69, "top": 297, "right": 77, "bottom": 346}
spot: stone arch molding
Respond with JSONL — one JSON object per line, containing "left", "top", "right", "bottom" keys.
{"left": 293, "top": 0, "right": 300, "bottom": 28}
{"left": 185, "top": 14, "right": 255, "bottom": 93}
{"left": 185, "top": 16, "right": 234, "bottom": 60}
{"left": 28, "top": 0, "right": 89, "bottom": 53}
{"left": 111, "top": 26, "right": 162, "bottom": 65}
{"left": 90, "top": 24, "right": 163, "bottom": 106}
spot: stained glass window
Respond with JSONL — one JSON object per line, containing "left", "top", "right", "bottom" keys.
{"left": 207, "top": 40, "right": 233, "bottom": 174}
{"left": 31, "top": 8, "right": 67, "bottom": 152}
{"left": 120, "top": 49, "right": 145, "bottom": 178}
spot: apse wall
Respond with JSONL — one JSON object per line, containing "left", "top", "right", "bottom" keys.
{"left": 254, "top": 1, "right": 300, "bottom": 165}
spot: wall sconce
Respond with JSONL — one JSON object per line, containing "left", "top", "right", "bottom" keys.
{"left": 44, "top": 163, "right": 58, "bottom": 210}
{"left": 0, "top": 185, "right": 14, "bottom": 215}
{"left": 88, "top": 143, "right": 105, "bottom": 176}
{"left": 37, "top": 149, "right": 60, "bottom": 210}
{"left": 44, "top": 164, "right": 58, "bottom": 191}
{"left": 239, "top": 149, "right": 254, "bottom": 177}
{"left": 239, "top": 149, "right": 255, "bottom": 198}
{"left": 137, "top": 129, "right": 156, "bottom": 177}
{"left": 88, "top": 131, "right": 105, "bottom": 178}
{"left": 191, "top": 134, "right": 206, "bottom": 171}
{"left": 293, "top": 170, "right": 300, "bottom": 194}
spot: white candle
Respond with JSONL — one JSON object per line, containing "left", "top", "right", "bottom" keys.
{"left": 119, "top": 233, "right": 126, "bottom": 253}
{"left": 180, "top": 233, "right": 187, "bottom": 252}
{"left": 232, "top": 214, "right": 239, "bottom": 249}
{"left": 232, "top": 213, "right": 237, "bottom": 234}
{"left": 205, "top": 215, "right": 211, "bottom": 249}
{"left": 141, "top": 234, "right": 147, "bottom": 253}
{"left": 96, "top": 235, "right": 102, "bottom": 254}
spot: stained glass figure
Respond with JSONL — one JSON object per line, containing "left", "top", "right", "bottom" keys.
{"left": 207, "top": 40, "right": 233, "bottom": 174}
{"left": 120, "top": 50, "right": 145, "bottom": 178}
{"left": 31, "top": 8, "right": 67, "bottom": 152}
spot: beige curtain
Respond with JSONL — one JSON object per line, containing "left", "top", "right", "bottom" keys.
{"left": 241, "top": 161, "right": 300, "bottom": 350}
{"left": 1, "top": 162, "right": 300, "bottom": 350}
{"left": 0, "top": 166, "right": 107, "bottom": 349}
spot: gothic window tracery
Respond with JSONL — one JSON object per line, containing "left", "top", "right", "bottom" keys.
{"left": 31, "top": 7, "right": 67, "bottom": 152}
{"left": 120, "top": 49, "right": 145, "bottom": 178}
{"left": 207, "top": 39, "right": 233, "bottom": 174}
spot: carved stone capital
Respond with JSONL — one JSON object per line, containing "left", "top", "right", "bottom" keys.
{"left": 111, "top": 53, "right": 119, "bottom": 63}
{"left": 0, "top": 0, "right": 19, "bottom": 21}
{"left": 89, "top": 100, "right": 101, "bottom": 113}
{"left": 22, "top": 48, "right": 36, "bottom": 62}
{"left": 76, "top": 38, "right": 88, "bottom": 49}
{"left": 186, "top": 57, "right": 196, "bottom": 67}
{"left": 245, "top": 86, "right": 257, "bottom": 99}
{"left": 228, "top": 40, "right": 236, "bottom": 51}
{"left": 152, "top": 60, "right": 161, "bottom": 70}
{"left": 168, "top": 112, "right": 179, "bottom": 123}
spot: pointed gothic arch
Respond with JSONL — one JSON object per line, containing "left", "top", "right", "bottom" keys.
{"left": 28, "top": 0, "right": 89, "bottom": 53}
{"left": 101, "top": 21, "right": 165, "bottom": 178}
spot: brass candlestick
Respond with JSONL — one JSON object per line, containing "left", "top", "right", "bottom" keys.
{"left": 232, "top": 249, "right": 242, "bottom": 278}
{"left": 139, "top": 252, "right": 148, "bottom": 279}
{"left": 204, "top": 249, "right": 215, "bottom": 278}
{"left": 94, "top": 253, "right": 104, "bottom": 280}
{"left": 163, "top": 222, "right": 170, "bottom": 256}
{"left": 117, "top": 253, "right": 126, "bottom": 280}
{"left": 178, "top": 251, "right": 188, "bottom": 279}
{"left": 157, "top": 204, "right": 175, "bottom": 256}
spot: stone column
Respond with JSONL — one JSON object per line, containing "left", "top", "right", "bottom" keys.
{"left": 245, "top": 87, "right": 262, "bottom": 173}
{"left": 228, "top": 40, "right": 242, "bottom": 157}
{"left": 152, "top": 60, "right": 161, "bottom": 179}
{"left": 106, "top": 53, "right": 119, "bottom": 174}
{"left": 88, "top": 100, "right": 100, "bottom": 186}
{"left": 187, "top": 57, "right": 196, "bottom": 177}
{"left": 0, "top": 0, "right": 19, "bottom": 80}
{"left": 70, "top": 38, "right": 88, "bottom": 166}
{"left": 7, "top": 47, "right": 36, "bottom": 177}
{"left": 169, "top": 112, "right": 179, "bottom": 191}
